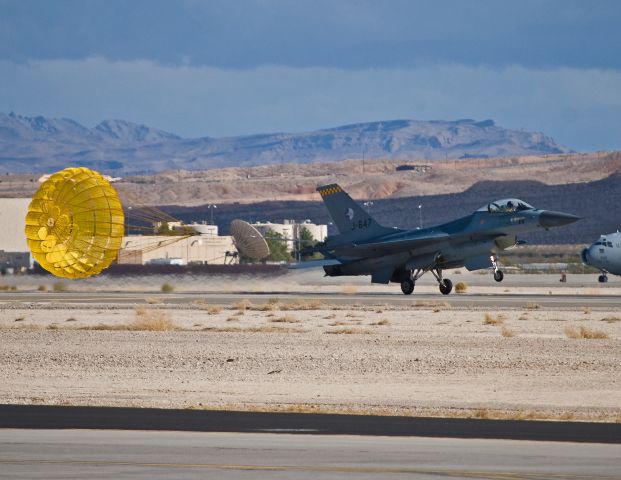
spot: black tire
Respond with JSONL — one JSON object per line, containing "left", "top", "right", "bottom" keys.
{"left": 598, "top": 274, "right": 608, "bottom": 283}
{"left": 439, "top": 278, "right": 452, "bottom": 295}
{"left": 494, "top": 270, "right": 504, "bottom": 282}
{"left": 400, "top": 278, "right": 415, "bottom": 295}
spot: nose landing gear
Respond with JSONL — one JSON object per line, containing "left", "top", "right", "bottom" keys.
{"left": 491, "top": 255, "right": 504, "bottom": 282}
{"left": 598, "top": 274, "right": 608, "bottom": 283}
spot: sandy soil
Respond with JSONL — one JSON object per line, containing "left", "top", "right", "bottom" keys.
{"left": 0, "top": 274, "right": 620, "bottom": 422}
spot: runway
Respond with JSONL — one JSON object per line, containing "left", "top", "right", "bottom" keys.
{"left": 1, "top": 429, "right": 620, "bottom": 480}
{"left": 2, "top": 290, "right": 620, "bottom": 309}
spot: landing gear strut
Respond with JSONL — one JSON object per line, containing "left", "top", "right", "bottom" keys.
{"left": 598, "top": 274, "right": 608, "bottom": 283}
{"left": 491, "top": 255, "right": 504, "bottom": 282}
{"left": 431, "top": 268, "right": 452, "bottom": 295}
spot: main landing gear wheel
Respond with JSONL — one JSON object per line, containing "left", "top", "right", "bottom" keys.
{"left": 598, "top": 274, "right": 608, "bottom": 283}
{"left": 401, "top": 278, "right": 415, "bottom": 295}
{"left": 439, "top": 278, "right": 453, "bottom": 295}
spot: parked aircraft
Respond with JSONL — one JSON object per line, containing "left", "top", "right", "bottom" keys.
{"left": 581, "top": 231, "right": 621, "bottom": 282}
{"left": 309, "top": 184, "right": 579, "bottom": 295}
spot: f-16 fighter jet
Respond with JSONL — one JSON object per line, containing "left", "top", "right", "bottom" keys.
{"left": 308, "top": 184, "right": 579, "bottom": 295}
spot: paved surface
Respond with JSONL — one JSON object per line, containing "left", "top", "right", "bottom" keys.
{"left": 1, "top": 290, "right": 620, "bottom": 309}
{"left": 1, "top": 429, "right": 620, "bottom": 480}
{"left": 1, "top": 405, "right": 620, "bottom": 443}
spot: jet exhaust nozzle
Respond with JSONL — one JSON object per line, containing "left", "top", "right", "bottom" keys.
{"left": 539, "top": 211, "right": 580, "bottom": 228}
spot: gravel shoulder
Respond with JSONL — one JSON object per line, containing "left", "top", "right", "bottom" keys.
{"left": 1, "top": 286, "right": 620, "bottom": 422}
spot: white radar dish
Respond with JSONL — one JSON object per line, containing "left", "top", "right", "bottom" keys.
{"left": 230, "top": 219, "right": 270, "bottom": 259}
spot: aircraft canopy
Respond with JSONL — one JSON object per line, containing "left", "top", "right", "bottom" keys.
{"left": 478, "top": 198, "right": 534, "bottom": 213}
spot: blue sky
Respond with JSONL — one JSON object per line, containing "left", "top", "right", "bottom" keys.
{"left": 1, "top": 0, "right": 620, "bottom": 150}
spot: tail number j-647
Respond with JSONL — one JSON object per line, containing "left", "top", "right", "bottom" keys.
{"left": 352, "top": 218, "right": 373, "bottom": 230}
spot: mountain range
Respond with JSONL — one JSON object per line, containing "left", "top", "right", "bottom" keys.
{"left": 0, "top": 112, "right": 570, "bottom": 175}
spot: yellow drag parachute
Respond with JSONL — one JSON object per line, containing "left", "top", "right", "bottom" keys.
{"left": 25, "top": 167, "right": 125, "bottom": 278}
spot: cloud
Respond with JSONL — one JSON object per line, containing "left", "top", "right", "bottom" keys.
{"left": 1, "top": 57, "right": 620, "bottom": 151}
{"left": 1, "top": 0, "right": 620, "bottom": 70}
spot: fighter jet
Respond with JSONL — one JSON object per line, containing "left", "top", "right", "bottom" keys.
{"left": 309, "top": 183, "right": 579, "bottom": 295}
{"left": 581, "top": 231, "right": 621, "bottom": 282}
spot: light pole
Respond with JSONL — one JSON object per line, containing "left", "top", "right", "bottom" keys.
{"left": 207, "top": 204, "right": 217, "bottom": 225}
{"left": 418, "top": 204, "right": 422, "bottom": 229}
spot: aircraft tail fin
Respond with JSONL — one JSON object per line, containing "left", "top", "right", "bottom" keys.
{"left": 317, "top": 184, "right": 393, "bottom": 240}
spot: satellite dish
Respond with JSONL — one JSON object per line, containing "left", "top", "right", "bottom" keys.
{"left": 230, "top": 220, "right": 270, "bottom": 259}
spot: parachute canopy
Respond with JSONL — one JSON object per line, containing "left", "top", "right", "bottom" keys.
{"left": 25, "top": 167, "right": 125, "bottom": 278}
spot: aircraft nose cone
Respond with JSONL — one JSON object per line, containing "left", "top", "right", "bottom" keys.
{"left": 539, "top": 211, "right": 581, "bottom": 228}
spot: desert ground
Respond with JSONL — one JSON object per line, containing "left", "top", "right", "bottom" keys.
{"left": 0, "top": 271, "right": 619, "bottom": 422}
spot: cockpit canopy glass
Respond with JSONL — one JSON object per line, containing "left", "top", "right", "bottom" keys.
{"left": 478, "top": 198, "right": 534, "bottom": 213}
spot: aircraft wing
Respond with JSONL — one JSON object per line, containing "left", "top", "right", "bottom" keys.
{"left": 335, "top": 232, "right": 450, "bottom": 255}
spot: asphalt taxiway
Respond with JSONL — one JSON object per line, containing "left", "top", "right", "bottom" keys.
{"left": 1, "top": 290, "right": 620, "bottom": 309}
{"left": 1, "top": 429, "right": 620, "bottom": 480}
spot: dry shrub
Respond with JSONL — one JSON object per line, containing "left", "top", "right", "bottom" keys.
{"left": 267, "top": 297, "right": 280, "bottom": 305}
{"left": 66, "top": 317, "right": 77, "bottom": 322}
{"left": 564, "top": 326, "right": 609, "bottom": 339}
{"left": 323, "top": 313, "right": 336, "bottom": 320}
{"left": 161, "top": 282, "right": 174, "bottom": 293}
{"left": 501, "top": 326, "right": 515, "bottom": 337}
{"left": 14, "top": 316, "right": 25, "bottom": 322}
{"left": 325, "top": 327, "right": 372, "bottom": 334}
{"left": 145, "top": 297, "right": 162, "bottom": 305}
{"left": 518, "top": 313, "right": 529, "bottom": 321}
{"left": 207, "top": 305, "right": 222, "bottom": 315}
{"left": 234, "top": 299, "right": 252, "bottom": 311}
{"left": 374, "top": 307, "right": 384, "bottom": 314}
{"left": 523, "top": 303, "right": 541, "bottom": 310}
{"left": 483, "top": 313, "right": 504, "bottom": 325}
{"left": 269, "top": 315, "right": 299, "bottom": 323}
{"left": 129, "top": 308, "right": 176, "bottom": 331}
{"left": 329, "top": 320, "right": 355, "bottom": 326}
{"left": 254, "top": 302, "right": 278, "bottom": 311}
{"left": 0, "top": 284, "right": 11, "bottom": 291}
{"left": 371, "top": 319, "right": 390, "bottom": 326}
{"left": 472, "top": 409, "right": 490, "bottom": 419}
{"left": 509, "top": 410, "right": 538, "bottom": 421}
{"left": 37, "top": 285, "right": 47, "bottom": 292}
{"left": 341, "top": 284, "right": 358, "bottom": 295}
{"left": 226, "top": 316, "right": 239, "bottom": 322}
{"left": 601, "top": 316, "right": 621, "bottom": 323}
{"left": 53, "top": 281, "right": 68, "bottom": 292}
{"left": 280, "top": 299, "right": 324, "bottom": 311}
{"left": 203, "top": 325, "right": 304, "bottom": 333}
{"left": 454, "top": 281, "right": 468, "bottom": 293}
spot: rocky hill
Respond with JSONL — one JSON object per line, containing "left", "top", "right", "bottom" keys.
{"left": 0, "top": 112, "right": 570, "bottom": 175}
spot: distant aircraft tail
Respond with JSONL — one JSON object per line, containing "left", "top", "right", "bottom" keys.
{"left": 317, "top": 184, "right": 394, "bottom": 241}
